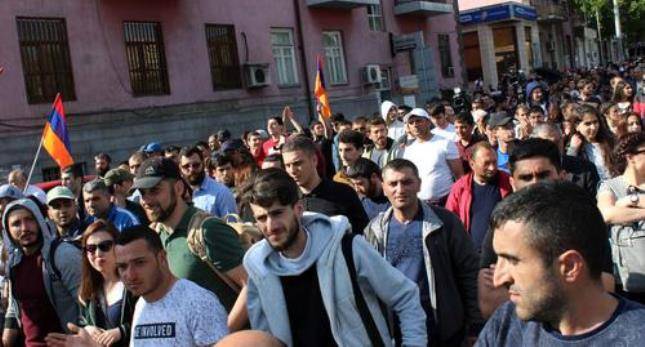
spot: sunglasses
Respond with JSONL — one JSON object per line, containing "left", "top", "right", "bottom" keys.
{"left": 85, "top": 240, "right": 114, "bottom": 254}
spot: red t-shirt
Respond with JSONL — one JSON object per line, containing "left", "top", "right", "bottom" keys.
{"left": 13, "top": 251, "right": 63, "bottom": 346}
{"left": 262, "top": 137, "right": 280, "bottom": 157}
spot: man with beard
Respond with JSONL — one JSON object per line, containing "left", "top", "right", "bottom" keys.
{"left": 179, "top": 146, "right": 236, "bottom": 218}
{"left": 132, "top": 157, "right": 248, "bottom": 330}
{"left": 362, "top": 117, "right": 397, "bottom": 168}
{"left": 478, "top": 181, "right": 645, "bottom": 346}
{"left": 94, "top": 153, "right": 111, "bottom": 178}
{"left": 364, "top": 159, "right": 481, "bottom": 346}
{"left": 242, "top": 169, "right": 427, "bottom": 346}
{"left": 47, "top": 186, "right": 86, "bottom": 239}
{"left": 345, "top": 158, "right": 390, "bottom": 220}
{"left": 454, "top": 112, "right": 485, "bottom": 174}
{"left": 445, "top": 142, "right": 512, "bottom": 251}
{"left": 114, "top": 225, "right": 228, "bottom": 346}
{"left": 2, "top": 199, "right": 82, "bottom": 345}
{"left": 83, "top": 179, "right": 139, "bottom": 232}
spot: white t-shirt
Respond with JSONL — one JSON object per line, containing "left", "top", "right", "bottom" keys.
{"left": 130, "top": 279, "right": 228, "bottom": 347}
{"left": 403, "top": 135, "right": 460, "bottom": 200}
{"left": 431, "top": 123, "right": 457, "bottom": 141}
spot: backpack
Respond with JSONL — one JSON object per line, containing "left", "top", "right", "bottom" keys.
{"left": 49, "top": 237, "right": 82, "bottom": 281}
{"left": 152, "top": 210, "right": 261, "bottom": 294}
{"left": 605, "top": 178, "right": 645, "bottom": 292}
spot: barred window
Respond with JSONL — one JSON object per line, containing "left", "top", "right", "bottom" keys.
{"left": 16, "top": 17, "right": 76, "bottom": 104}
{"left": 438, "top": 34, "right": 454, "bottom": 78}
{"left": 206, "top": 24, "right": 241, "bottom": 90}
{"left": 124, "top": 22, "right": 170, "bottom": 96}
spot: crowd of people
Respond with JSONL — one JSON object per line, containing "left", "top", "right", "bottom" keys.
{"left": 0, "top": 60, "right": 644, "bottom": 347}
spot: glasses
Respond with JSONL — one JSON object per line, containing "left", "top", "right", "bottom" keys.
{"left": 85, "top": 240, "right": 114, "bottom": 254}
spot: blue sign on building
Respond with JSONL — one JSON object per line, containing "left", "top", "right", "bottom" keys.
{"left": 460, "top": 2, "right": 537, "bottom": 25}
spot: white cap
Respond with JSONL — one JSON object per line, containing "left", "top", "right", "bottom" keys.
{"left": 403, "top": 108, "right": 430, "bottom": 123}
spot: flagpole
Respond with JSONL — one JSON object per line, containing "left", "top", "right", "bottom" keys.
{"left": 24, "top": 134, "right": 44, "bottom": 190}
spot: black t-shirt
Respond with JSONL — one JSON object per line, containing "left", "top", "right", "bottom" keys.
{"left": 280, "top": 265, "right": 337, "bottom": 347}
{"left": 303, "top": 179, "right": 369, "bottom": 234}
{"left": 479, "top": 223, "right": 614, "bottom": 273}
{"left": 469, "top": 180, "right": 502, "bottom": 252}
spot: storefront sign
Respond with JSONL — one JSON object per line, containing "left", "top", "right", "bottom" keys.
{"left": 460, "top": 3, "right": 536, "bottom": 25}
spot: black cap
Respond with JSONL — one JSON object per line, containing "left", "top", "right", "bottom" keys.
{"left": 487, "top": 111, "right": 513, "bottom": 128}
{"left": 220, "top": 139, "right": 244, "bottom": 153}
{"left": 132, "top": 157, "right": 182, "bottom": 190}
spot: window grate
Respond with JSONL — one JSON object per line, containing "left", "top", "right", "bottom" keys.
{"left": 16, "top": 17, "right": 76, "bottom": 104}
{"left": 205, "top": 24, "right": 242, "bottom": 90}
{"left": 123, "top": 22, "right": 170, "bottom": 97}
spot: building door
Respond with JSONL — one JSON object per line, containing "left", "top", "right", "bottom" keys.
{"left": 463, "top": 31, "right": 482, "bottom": 82}
{"left": 493, "top": 26, "right": 519, "bottom": 81}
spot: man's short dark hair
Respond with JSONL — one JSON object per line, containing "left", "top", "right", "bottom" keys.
{"left": 211, "top": 154, "right": 233, "bottom": 168}
{"left": 61, "top": 163, "right": 84, "bottom": 178}
{"left": 382, "top": 159, "right": 419, "bottom": 179}
{"left": 337, "top": 119, "right": 352, "bottom": 127}
{"left": 353, "top": 116, "right": 368, "bottom": 124}
{"left": 428, "top": 103, "right": 445, "bottom": 117}
{"left": 367, "top": 116, "right": 387, "bottom": 130}
{"left": 509, "top": 138, "right": 562, "bottom": 174}
{"left": 195, "top": 141, "right": 209, "bottom": 151}
{"left": 338, "top": 130, "right": 364, "bottom": 150}
{"left": 490, "top": 181, "right": 606, "bottom": 280}
{"left": 129, "top": 151, "right": 148, "bottom": 163}
{"left": 281, "top": 135, "right": 317, "bottom": 156}
{"left": 164, "top": 145, "right": 180, "bottom": 154}
{"left": 346, "top": 158, "right": 381, "bottom": 180}
{"left": 244, "top": 168, "right": 300, "bottom": 208}
{"left": 95, "top": 152, "right": 111, "bottom": 163}
{"left": 117, "top": 225, "right": 164, "bottom": 253}
{"left": 179, "top": 146, "right": 204, "bottom": 161}
{"left": 529, "top": 105, "right": 545, "bottom": 115}
{"left": 269, "top": 116, "right": 284, "bottom": 126}
{"left": 331, "top": 113, "right": 346, "bottom": 123}
{"left": 454, "top": 111, "right": 474, "bottom": 126}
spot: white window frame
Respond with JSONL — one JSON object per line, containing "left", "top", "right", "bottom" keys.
{"left": 322, "top": 31, "right": 348, "bottom": 85}
{"left": 367, "top": 5, "right": 384, "bottom": 32}
{"left": 270, "top": 28, "right": 299, "bottom": 86}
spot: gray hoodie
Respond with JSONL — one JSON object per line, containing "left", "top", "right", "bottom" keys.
{"left": 1, "top": 198, "right": 82, "bottom": 332}
{"left": 244, "top": 212, "right": 427, "bottom": 347}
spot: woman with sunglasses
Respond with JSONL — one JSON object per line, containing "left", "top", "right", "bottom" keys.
{"left": 78, "top": 220, "right": 135, "bottom": 346}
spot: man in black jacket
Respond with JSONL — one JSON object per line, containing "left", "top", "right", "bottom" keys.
{"left": 364, "top": 159, "right": 482, "bottom": 346}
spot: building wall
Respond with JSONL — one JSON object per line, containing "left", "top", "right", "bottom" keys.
{"left": 0, "top": 0, "right": 462, "bottom": 181}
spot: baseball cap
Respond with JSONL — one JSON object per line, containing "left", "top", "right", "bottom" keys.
{"left": 46, "top": 186, "right": 75, "bottom": 205}
{"left": 132, "top": 157, "right": 182, "bottom": 190}
{"left": 487, "top": 111, "right": 514, "bottom": 128}
{"left": 403, "top": 108, "right": 431, "bottom": 123}
{"left": 104, "top": 168, "right": 134, "bottom": 187}
{"left": 143, "top": 142, "right": 163, "bottom": 154}
{"left": 0, "top": 184, "right": 23, "bottom": 200}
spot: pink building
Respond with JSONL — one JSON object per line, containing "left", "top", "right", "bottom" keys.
{"left": 0, "top": 0, "right": 463, "bottom": 181}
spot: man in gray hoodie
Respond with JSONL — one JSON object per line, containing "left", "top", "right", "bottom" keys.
{"left": 1, "top": 198, "right": 82, "bottom": 346}
{"left": 243, "top": 169, "right": 427, "bottom": 347}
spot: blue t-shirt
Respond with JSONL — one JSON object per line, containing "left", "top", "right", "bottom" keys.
{"left": 497, "top": 148, "right": 510, "bottom": 173}
{"left": 469, "top": 179, "right": 502, "bottom": 252}
{"left": 476, "top": 296, "right": 645, "bottom": 346}
{"left": 386, "top": 210, "right": 435, "bottom": 336}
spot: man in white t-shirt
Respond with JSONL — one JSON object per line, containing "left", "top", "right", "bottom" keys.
{"left": 403, "top": 108, "right": 464, "bottom": 205}
{"left": 428, "top": 103, "right": 458, "bottom": 141}
{"left": 114, "top": 225, "right": 228, "bottom": 347}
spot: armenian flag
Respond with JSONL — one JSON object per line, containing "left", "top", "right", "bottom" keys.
{"left": 41, "top": 94, "right": 74, "bottom": 168}
{"left": 314, "top": 55, "right": 332, "bottom": 119}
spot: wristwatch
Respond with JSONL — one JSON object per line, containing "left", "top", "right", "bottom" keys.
{"left": 627, "top": 186, "right": 640, "bottom": 206}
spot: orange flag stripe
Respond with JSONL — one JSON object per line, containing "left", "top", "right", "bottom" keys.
{"left": 42, "top": 123, "right": 74, "bottom": 168}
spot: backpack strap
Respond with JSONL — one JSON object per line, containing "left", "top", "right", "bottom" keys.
{"left": 49, "top": 238, "right": 63, "bottom": 280}
{"left": 186, "top": 211, "right": 241, "bottom": 294}
{"left": 341, "top": 233, "right": 385, "bottom": 347}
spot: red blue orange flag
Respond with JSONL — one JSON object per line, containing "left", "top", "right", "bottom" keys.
{"left": 41, "top": 94, "right": 74, "bottom": 168}
{"left": 314, "top": 55, "right": 332, "bottom": 119}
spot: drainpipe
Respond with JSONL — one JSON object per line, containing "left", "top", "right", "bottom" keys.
{"left": 293, "top": 0, "right": 315, "bottom": 123}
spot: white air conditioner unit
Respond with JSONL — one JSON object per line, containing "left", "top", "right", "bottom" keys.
{"left": 361, "top": 64, "right": 382, "bottom": 85}
{"left": 244, "top": 64, "right": 270, "bottom": 88}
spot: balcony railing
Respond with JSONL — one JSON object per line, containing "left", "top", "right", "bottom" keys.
{"left": 530, "top": 0, "right": 568, "bottom": 21}
{"left": 394, "top": 0, "right": 453, "bottom": 17}
{"left": 306, "top": 0, "right": 380, "bottom": 8}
